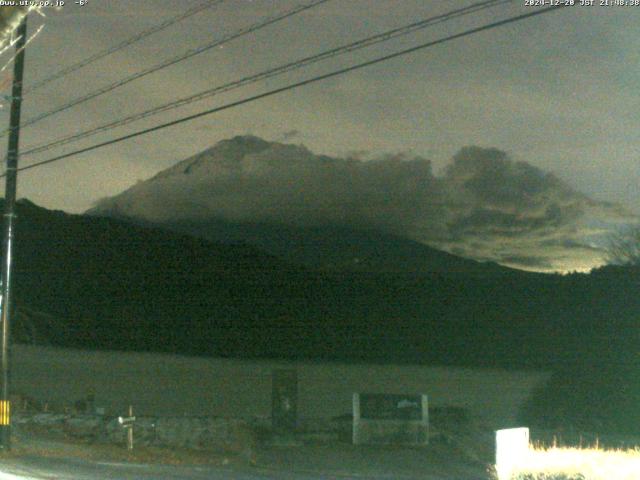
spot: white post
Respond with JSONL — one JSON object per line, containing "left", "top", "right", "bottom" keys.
{"left": 127, "top": 405, "right": 134, "bottom": 451}
{"left": 118, "top": 405, "right": 136, "bottom": 451}
{"left": 352, "top": 393, "right": 360, "bottom": 445}
{"left": 495, "top": 427, "right": 529, "bottom": 480}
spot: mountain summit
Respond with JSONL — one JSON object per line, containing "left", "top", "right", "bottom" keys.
{"left": 89, "top": 136, "right": 633, "bottom": 272}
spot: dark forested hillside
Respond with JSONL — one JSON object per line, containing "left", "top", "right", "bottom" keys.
{"left": 5, "top": 199, "right": 636, "bottom": 371}
{"left": 6, "top": 199, "right": 640, "bottom": 432}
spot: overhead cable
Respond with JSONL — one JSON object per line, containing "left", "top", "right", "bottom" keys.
{"left": 23, "top": 0, "right": 225, "bottom": 95}
{"left": 5, "top": 5, "right": 568, "bottom": 177}
{"left": 22, "top": 0, "right": 511, "bottom": 157}
{"left": 5, "top": 0, "right": 331, "bottom": 138}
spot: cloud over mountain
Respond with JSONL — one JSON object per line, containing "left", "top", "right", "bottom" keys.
{"left": 90, "top": 136, "right": 634, "bottom": 272}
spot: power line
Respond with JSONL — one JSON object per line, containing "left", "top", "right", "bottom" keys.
{"left": 4, "top": 0, "right": 331, "bottom": 138}
{"left": 4, "top": 5, "right": 568, "bottom": 178}
{"left": 23, "top": 0, "right": 225, "bottom": 96}
{"left": 21, "top": 0, "right": 511, "bottom": 158}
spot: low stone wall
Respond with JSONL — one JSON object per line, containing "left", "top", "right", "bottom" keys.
{"left": 14, "top": 413, "right": 257, "bottom": 455}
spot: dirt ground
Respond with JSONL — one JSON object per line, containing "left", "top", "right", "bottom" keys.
{"left": 5, "top": 429, "right": 493, "bottom": 480}
{"left": 255, "top": 443, "right": 490, "bottom": 479}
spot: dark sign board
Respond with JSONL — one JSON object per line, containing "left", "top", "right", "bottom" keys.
{"left": 359, "top": 393, "right": 423, "bottom": 420}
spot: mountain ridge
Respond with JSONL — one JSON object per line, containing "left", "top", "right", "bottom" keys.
{"left": 89, "top": 135, "right": 634, "bottom": 272}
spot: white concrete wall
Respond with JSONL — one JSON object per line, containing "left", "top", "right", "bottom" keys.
{"left": 11, "top": 344, "right": 549, "bottom": 429}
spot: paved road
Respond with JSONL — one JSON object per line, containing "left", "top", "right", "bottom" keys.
{"left": 1, "top": 456, "right": 310, "bottom": 480}
{"left": 0, "top": 455, "right": 486, "bottom": 480}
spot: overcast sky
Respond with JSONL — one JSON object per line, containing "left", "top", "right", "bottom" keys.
{"left": 0, "top": 0, "right": 638, "bottom": 218}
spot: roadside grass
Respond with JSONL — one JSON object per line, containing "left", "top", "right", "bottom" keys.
{"left": 495, "top": 443, "right": 640, "bottom": 480}
{"left": 8, "top": 434, "right": 240, "bottom": 467}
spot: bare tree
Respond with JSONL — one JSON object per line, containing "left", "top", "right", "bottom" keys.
{"left": 606, "top": 226, "right": 640, "bottom": 266}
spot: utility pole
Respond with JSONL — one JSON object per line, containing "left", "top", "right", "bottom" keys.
{"left": 0, "top": 15, "right": 27, "bottom": 451}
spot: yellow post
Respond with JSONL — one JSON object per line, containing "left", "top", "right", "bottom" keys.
{"left": 0, "top": 400, "right": 9, "bottom": 426}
